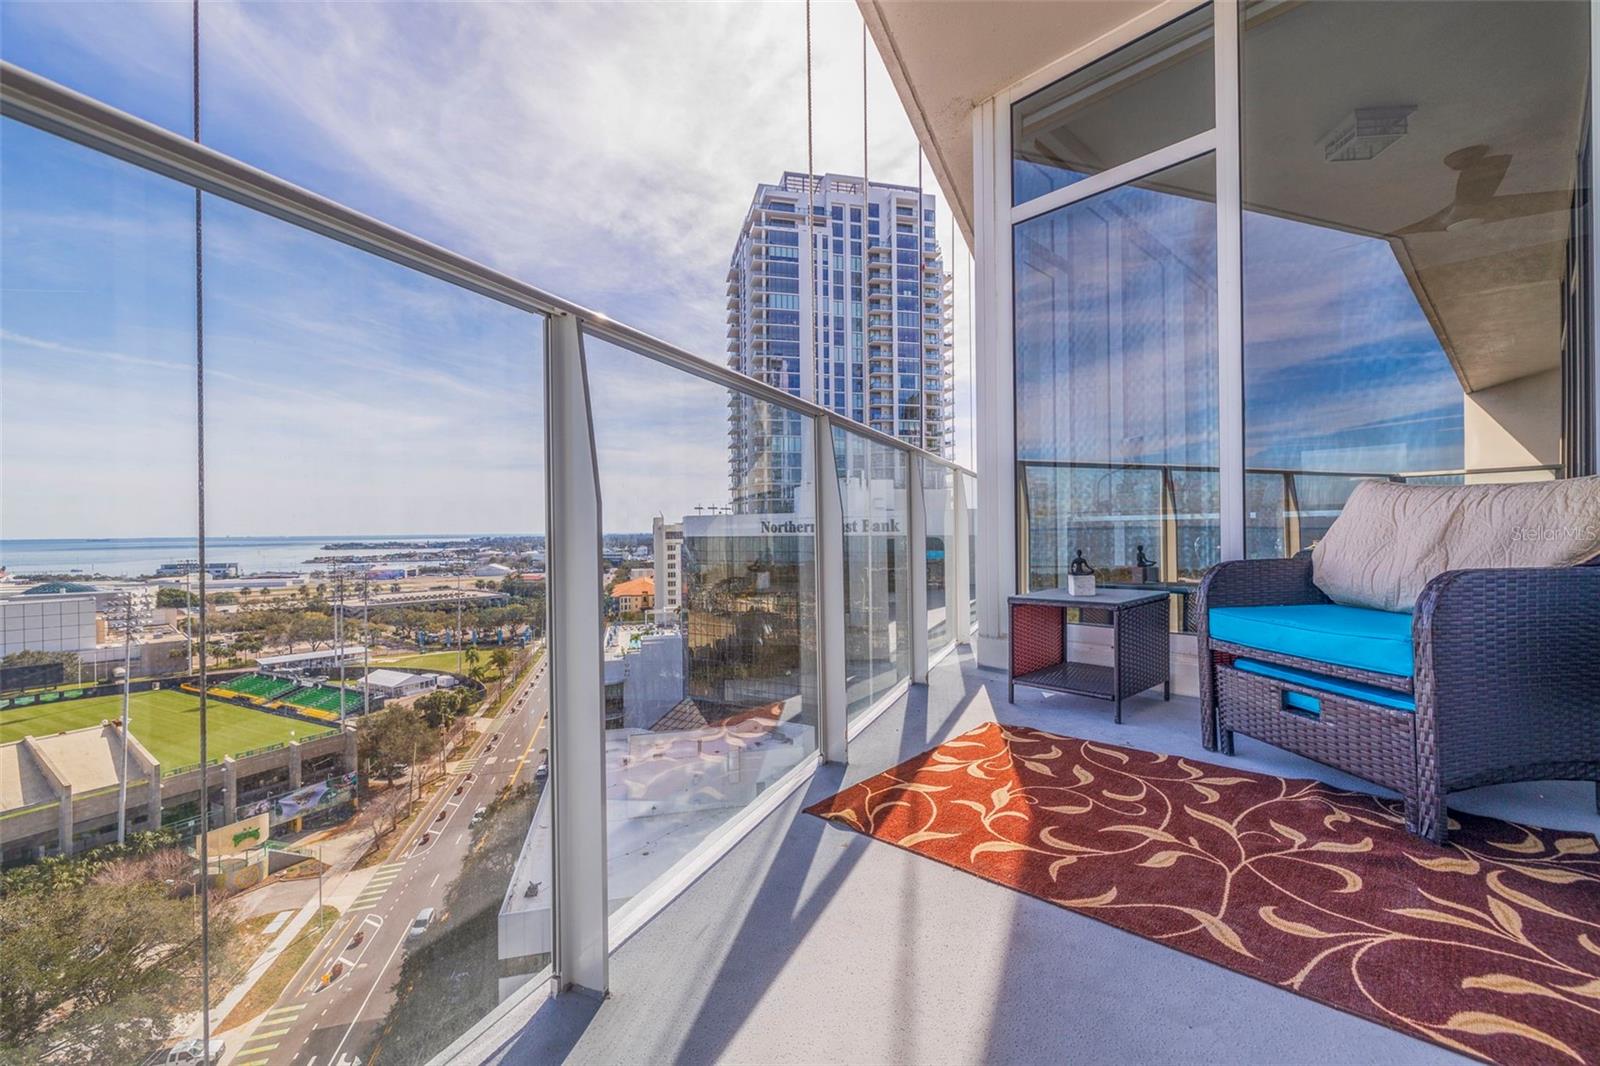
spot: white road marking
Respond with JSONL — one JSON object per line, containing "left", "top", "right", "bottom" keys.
{"left": 429, "top": 873, "right": 440, "bottom": 888}
{"left": 327, "top": 920, "right": 411, "bottom": 1065}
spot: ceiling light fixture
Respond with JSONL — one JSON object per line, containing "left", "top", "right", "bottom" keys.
{"left": 1320, "top": 106, "right": 1417, "bottom": 163}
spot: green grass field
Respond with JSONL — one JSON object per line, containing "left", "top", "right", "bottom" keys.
{"left": 0, "top": 690, "right": 334, "bottom": 767}
{"left": 375, "top": 646, "right": 509, "bottom": 680}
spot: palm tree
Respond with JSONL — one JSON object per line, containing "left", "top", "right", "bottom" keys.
{"left": 489, "top": 647, "right": 512, "bottom": 679}
{"left": 463, "top": 645, "right": 481, "bottom": 670}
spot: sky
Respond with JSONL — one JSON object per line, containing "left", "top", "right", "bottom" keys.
{"left": 0, "top": 0, "right": 976, "bottom": 538}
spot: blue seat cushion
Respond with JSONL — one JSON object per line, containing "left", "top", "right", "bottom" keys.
{"left": 1232, "top": 658, "right": 1416, "bottom": 713}
{"left": 1208, "top": 604, "right": 1413, "bottom": 678}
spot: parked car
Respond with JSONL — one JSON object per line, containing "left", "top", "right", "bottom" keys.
{"left": 535, "top": 758, "right": 549, "bottom": 781}
{"left": 471, "top": 805, "right": 488, "bottom": 825}
{"left": 408, "top": 907, "right": 435, "bottom": 940}
{"left": 164, "top": 1038, "right": 226, "bottom": 1065}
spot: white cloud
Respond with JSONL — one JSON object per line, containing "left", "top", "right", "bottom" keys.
{"left": 4, "top": 0, "right": 978, "bottom": 543}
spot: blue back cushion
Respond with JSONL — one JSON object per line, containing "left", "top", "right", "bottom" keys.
{"left": 1208, "top": 603, "right": 1413, "bottom": 677}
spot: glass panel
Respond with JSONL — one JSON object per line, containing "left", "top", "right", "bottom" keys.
{"left": 833, "top": 427, "right": 911, "bottom": 717}
{"left": 202, "top": 194, "right": 549, "bottom": 1061}
{"left": 1241, "top": 0, "right": 1586, "bottom": 556}
{"left": 925, "top": 464, "right": 953, "bottom": 653}
{"left": 1, "top": 119, "right": 207, "bottom": 1063}
{"left": 1, "top": 2, "right": 194, "bottom": 134}
{"left": 1015, "top": 154, "right": 1220, "bottom": 601}
{"left": 1012, "top": 4, "right": 1214, "bottom": 205}
{"left": 587, "top": 335, "right": 819, "bottom": 916}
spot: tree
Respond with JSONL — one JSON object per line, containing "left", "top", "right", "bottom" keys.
{"left": 489, "top": 648, "right": 512, "bottom": 679}
{"left": 463, "top": 646, "right": 480, "bottom": 671}
{"left": 155, "top": 587, "right": 195, "bottom": 609}
{"left": 1, "top": 649, "right": 81, "bottom": 681}
{"left": 0, "top": 838, "right": 237, "bottom": 1065}
{"left": 358, "top": 704, "right": 440, "bottom": 781}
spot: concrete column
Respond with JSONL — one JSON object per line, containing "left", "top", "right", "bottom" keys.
{"left": 222, "top": 756, "right": 238, "bottom": 825}
{"left": 22, "top": 737, "right": 75, "bottom": 856}
{"left": 120, "top": 728, "right": 163, "bottom": 837}
{"left": 146, "top": 763, "right": 164, "bottom": 832}
{"left": 288, "top": 739, "right": 304, "bottom": 789}
{"left": 972, "top": 98, "right": 1016, "bottom": 669}
{"left": 342, "top": 726, "right": 358, "bottom": 774}
{"left": 57, "top": 783, "right": 74, "bottom": 856}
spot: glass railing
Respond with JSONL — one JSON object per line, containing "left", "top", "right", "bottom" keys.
{"left": 1021, "top": 459, "right": 1561, "bottom": 630}
{"left": 0, "top": 61, "right": 976, "bottom": 1066}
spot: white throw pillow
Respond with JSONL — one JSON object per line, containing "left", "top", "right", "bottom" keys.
{"left": 1310, "top": 477, "right": 1600, "bottom": 613}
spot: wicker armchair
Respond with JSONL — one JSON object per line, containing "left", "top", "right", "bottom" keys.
{"left": 1198, "top": 552, "right": 1600, "bottom": 844}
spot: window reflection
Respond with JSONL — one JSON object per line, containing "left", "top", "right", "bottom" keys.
{"left": 1011, "top": 4, "right": 1214, "bottom": 205}
{"left": 1241, "top": 0, "right": 1588, "bottom": 555}
{"left": 834, "top": 428, "right": 911, "bottom": 717}
{"left": 925, "top": 463, "right": 952, "bottom": 652}
{"left": 587, "top": 336, "right": 818, "bottom": 915}
{"left": 1015, "top": 155, "right": 1220, "bottom": 593}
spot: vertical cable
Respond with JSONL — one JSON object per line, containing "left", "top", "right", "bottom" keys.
{"left": 804, "top": 0, "right": 815, "bottom": 408}
{"left": 192, "top": 0, "right": 212, "bottom": 1052}
{"left": 862, "top": 22, "right": 869, "bottom": 424}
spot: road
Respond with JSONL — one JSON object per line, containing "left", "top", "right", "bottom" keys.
{"left": 227, "top": 656, "right": 550, "bottom": 1066}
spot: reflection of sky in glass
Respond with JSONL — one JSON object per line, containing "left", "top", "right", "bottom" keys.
{"left": 203, "top": 196, "right": 545, "bottom": 538}
{"left": 1243, "top": 211, "right": 1463, "bottom": 475}
{"left": 1014, "top": 157, "right": 1219, "bottom": 585}
{"left": 1015, "top": 158, "right": 1218, "bottom": 467}
{"left": 2, "top": 120, "right": 547, "bottom": 539}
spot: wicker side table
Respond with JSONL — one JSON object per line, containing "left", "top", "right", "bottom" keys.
{"left": 1008, "top": 588, "right": 1170, "bottom": 723}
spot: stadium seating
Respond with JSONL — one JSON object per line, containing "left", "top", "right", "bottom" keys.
{"left": 222, "top": 674, "right": 297, "bottom": 700}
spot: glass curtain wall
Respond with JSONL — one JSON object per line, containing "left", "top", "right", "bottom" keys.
{"left": 1, "top": 119, "right": 207, "bottom": 1065}
{"left": 1012, "top": 0, "right": 1592, "bottom": 583}
{"left": 1240, "top": 0, "right": 1591, "bottom": 556}
{"left": 1015, "top": 155, "right": 1221, "bottom": 593}
{"left": 586, "top": 335, "right": 819, "bottom": 916}
{"left": 924, "top": 463, "right": 953, "bottom": 653}
{"left": 834, "top": 426, "right": 911, "bottom": 717}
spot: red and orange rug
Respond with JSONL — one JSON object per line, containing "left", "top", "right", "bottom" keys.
{"left": 807, "top": 722, "right": 1600, "bottom": 1064}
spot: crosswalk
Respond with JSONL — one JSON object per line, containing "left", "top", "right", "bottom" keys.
{"left": 233, "top": 1002, "right": 305, "bottom": 1066}
{"left": 348, "top": 861, "right": 406, "bottom": 912}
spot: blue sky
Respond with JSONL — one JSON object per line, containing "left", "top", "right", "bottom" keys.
{"left": 0, "top": 0, "right": 974, "bottom": 537}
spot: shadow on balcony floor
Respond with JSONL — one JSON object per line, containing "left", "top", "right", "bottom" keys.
{"left": 492, "top": 645, "right": 1599, "bottom": 1065}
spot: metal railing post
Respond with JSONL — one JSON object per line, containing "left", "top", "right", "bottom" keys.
{"left": 908, "top": 455, "right": 930, "bottom": 683}
{"left": 544, "top": 313, "right": 607, "bottom": 996}
{"left": 950, "top": 470, "right": 972, "bottom": 643}
{"left": 813, "top": 415, "right": 848, "bottom": 763}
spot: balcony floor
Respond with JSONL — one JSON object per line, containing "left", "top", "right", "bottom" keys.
{"left": 494, "top": 646, "right": 1600, "bottom": 1065}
